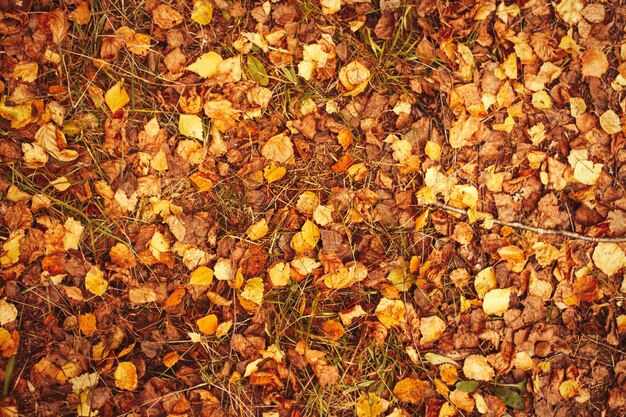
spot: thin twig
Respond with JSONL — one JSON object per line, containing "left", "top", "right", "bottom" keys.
{"left": 428, "top": 202, "right": 626, "bottom": 243}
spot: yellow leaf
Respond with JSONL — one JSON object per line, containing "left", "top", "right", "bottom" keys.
{"left": 531, "top": 90, "right": 552, "bottom": 109}
{"left": 559, "top": 379, "right": 580, "bottom": 398}
{"left": 13, "top": 62, "right": 38, "bottom": 83}
{"left": 246, "top": 219, "right": 269, "bottom": 241}
{"left": 187, "top": 52, "right": 223, "bottom": 78}
{"left": 424, "top": 141, "right": 440, "bottom": 161}
{"left": 240, "top": 277, "right": 264, "bottom": 306}
{"left": 593, "top": 242, "right": 626, "bottom": 276}
{"left": 420, "top": 316, "right": 446, "bottom": 344}
{"left": 216, "top": 320, "right": 232, "bottom": 338}
{"left": 85, "top": 266, "right": 107, "bottom": 296}
{"left": 322, "top": 262, "right": 368, "bottom": 289}
{"left": 375, "top": 298, "right": 406, "bottom": 329}
{"left": 599, "top": 109, "right": 622, "bottom": 135}
{"left": 301, "top": 220, "right": 320, "bottom": 247}
{"left": 450, "top": 389, "right": 475, "bottom": 412}
{"left": 114, "top": 362, "right": 138, "bottom": 391}
{"left": 263, "top": 162, "right": 286, "bottom": 183}
{"left": 78, "top": 313, "right": 96, "bottom": 336}
{"left": 482, "top": 288, "right": 512, "bottom": 315}
{"left": 105, "top": 80, "right": 130, "bottom": 113}
{"left": 0, "top": 230, "right": 23, "bottom": 266}
{"left": 197, "top": 314, "right": 218, "bottom": 335}
{"left": 393, "top": 378, "right": 431, "bottom": 404}
{"left": 555, "top": 0, "right": 584, "bottom": 24}
{"left": 50, "top": 176, "right": 71, "bottom": 191}
{"left": 191, "top": 1, "right": 213, "bottom": 25}
{"left": 355, "top": 392, "right": 389, "bottom": 417}
{"left": 63, "top": 217, "right": 84, "bottom": 251}
{"left": 387, "top": 267, "right": 414, "bottom": 291}
{"left": 573, "top": 159, "right": 603, "bottom": 185}
{"left": 320, "top": 0, "right": 341, "bottom": 14}
{"left": 179, "top": 114, "right": 204, "bottom": 140}
{"left": 0, "top": 97, "right": 34, "bottom": 128}
{"left": 462, "top": 355, "right": 495, "bottom": 381}
{"left": 163, "top": 351, "right": 180, "bottom": 368}
{"left": 440, "top": 364, "right": 459, "bottom": 385}
{"left": 0, "top": 300, "right": 17, "bottom": 326}
{"left": 269, "top": 262, "right": 291, "bottom": 287}
{"left": 474, "top": 266, "right": 496, "bottom": 299}
{"left": 189, "top": 266, "right": 214, "bottom": 286}
{"left": 35, "top": 123, "right": 79, "bottom": 162}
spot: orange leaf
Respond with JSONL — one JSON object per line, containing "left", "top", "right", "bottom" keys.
{"left": 164, "top": 287, "right": 186, "bottom": 308}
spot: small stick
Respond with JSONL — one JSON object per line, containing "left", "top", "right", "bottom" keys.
{"left": 428, "top": 202, "right": 626, "bottom": 243}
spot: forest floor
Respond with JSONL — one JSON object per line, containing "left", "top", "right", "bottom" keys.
{"left": 1, "top": 0, "right": 626, "bottom": 416}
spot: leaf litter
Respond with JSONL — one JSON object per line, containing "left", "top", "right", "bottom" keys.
{"left": 0, "top": 1, "right": 626, "bottom": 416}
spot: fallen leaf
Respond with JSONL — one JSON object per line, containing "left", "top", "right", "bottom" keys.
{"left": 420, "top": 316, "right": 446, "bottom": 344}
{"left": 261, "top": 132, "right": 293, "bottom": 163}
{"left": 463, "top": 355, "right": 495, "bottom": 382}
{"left": 240, "top": 277, "right": 264, "bottom": 306}
{"left": 593, "top": 242, "right": 626, "bottom": 276}
{"left": 355, "top": 392, "right": 389, "bottom": 417}
{"left": 78, "top": 313, "right": 96, "bottom": 336}
{"left": 268, "top": 262, "right": 291, "bottom": 287}
{"left": 599, "top": 109, "right": 622, "bottom": 134}
{"left": 189, "top": 266, "right": 214, "bottom": 286}
{"left": 482, "top": 288, "right": 512, "bottom": 315}
{"left": 246, "top": 219, "right": 269, "bottom": 241}
{"left": 581, "top": 47, "right": 609, "bottom": 78}
{"left": 375, "top": 298, "right": 406, "bottom": 329}
{"left": 179, "top": 114, "right": 204, "bottom": 140}
{"left": 152, "top": 4, "right": 183, "bottom": 29}
{"left": 0, "top": 299, "right": 18, "bottom": 326}
{"left": 105, "top": 80, "right": 130, "bottom": 113}
{"left": 197, "top": 314, "right": 218, "bottom": 335}
{"left": 393, "top": 378, "right": 431, "bottom": 404}
{"left": 191, "top": 1, "right": 213, "bottom": 25}
{"left": 187, "top": 52, "right": 223, "bottom": 78}
{"left": 339, "top": 61, "right": 370, "bottom": 95}
{"left": 85, "top": 265, "right": 107, "bottom": 296}
{"left": 114, "top": 362, "right": 138, "bottom": 391}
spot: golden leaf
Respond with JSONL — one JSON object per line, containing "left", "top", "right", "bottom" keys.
{"left": 104, "top": 80, "right": 130, "bottom": 113}
{"left": 187, "top": 52, "right": 223, "bottom": 78}
{"left": 189, "top": 266, "right": 214, "bottom": 286}
{"left": 393, "top": 378, "right": 431, "bottom": 405}
{"left": 179, "top": 114, "right": 204, "bottom": 140}
{"left": 246, "top": 219, "right": 270, "bottom": 241}
{"left": 191, "top": 1, "right": 213, "bottom": 25}
{"left": 482, "top": 288, "right": 512, "bottom": 315}
{"left": 114, "top": 362, "right": 138, "bottom": 391}
{"left": 355, "top": 392, "right": 389, "bottom": 417}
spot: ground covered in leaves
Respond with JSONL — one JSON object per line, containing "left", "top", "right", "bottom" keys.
{"left": 1, "top": 0, "right": 626, "bottom": 416}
